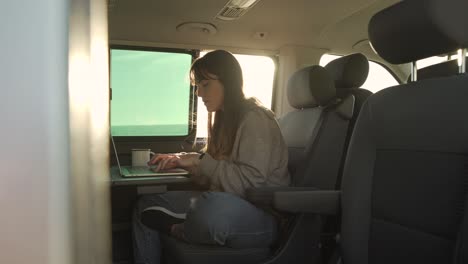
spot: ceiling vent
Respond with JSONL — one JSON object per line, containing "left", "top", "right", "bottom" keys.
{"left": 216, "top": 0, "right": 262, "bottom": 21}
{"left": 176, "top": 22, "right": 218, "bottom": 35}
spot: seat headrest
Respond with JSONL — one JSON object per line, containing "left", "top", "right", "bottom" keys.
{"left": 287, "top": 65, "right": 336, "bottom": 109}
{"left": 324, "top": 53, "right": 369, "bottom": 89}
{"left": 369, "top": 0, "right": 468, "bottom": 64}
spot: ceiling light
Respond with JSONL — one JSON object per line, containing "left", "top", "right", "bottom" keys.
{"left": 229, "top": 0, "right": 259, "bottom": 9}
{"left": 216, "top": 0, "right": 262, "bottom": 21}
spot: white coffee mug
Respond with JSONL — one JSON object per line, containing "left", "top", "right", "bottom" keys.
{"left": 131, "top": 149, "right": 155, "bottom": 167}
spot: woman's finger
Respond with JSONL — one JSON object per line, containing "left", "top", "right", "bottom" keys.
{"left": 163, "top": 156, "right": 177, "bottom": 170}
{"left": 148, "top": 154, "right": 165, "bottom": 165}
{"left": 157, "top": 156, "right": 172, "bottom": 171}
{"left": 155, "top": 157, "right": 166, "bottom": 171}
{"left": 160, "top": 156, "right": 179, "bottom": 171}
{"left": 149, "top": 154, "right": 176, "bottom": 166}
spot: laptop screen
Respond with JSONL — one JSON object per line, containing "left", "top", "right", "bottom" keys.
{"left": 110, "top": 135, "right": 123, "bottom": 173}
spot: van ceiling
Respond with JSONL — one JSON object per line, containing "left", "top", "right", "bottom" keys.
{"left": 109, "top": 0, "right": 400, "bottom": 53}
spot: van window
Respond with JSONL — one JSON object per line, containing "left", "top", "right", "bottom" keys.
{"left": 196, "top": 52, "right": 276, "bottom": 138}
{"left": 320, "top": 54, "right": 399, "bottom": 93}
{"left": 110, "top": 47, "right": 195, "bottom": 137}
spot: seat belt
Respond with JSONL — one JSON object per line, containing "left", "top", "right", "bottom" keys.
{"left": 317, "top": 95, "right": 355, "bottom": 264}
{"left": 292, "top": 107, "right": 327, "bottom": 186}
{"left": 301, "top": 95, "right": 354, "bottom": 189}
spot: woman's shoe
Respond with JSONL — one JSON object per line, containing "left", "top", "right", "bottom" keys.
{"left": 141, "top": 206, "right": 186, "bottom": 234}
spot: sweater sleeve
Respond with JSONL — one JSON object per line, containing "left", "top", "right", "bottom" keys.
{"left": 197, "top": 109, "right": 289, "bottom": 197}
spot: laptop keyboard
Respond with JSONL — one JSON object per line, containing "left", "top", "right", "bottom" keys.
{"left": 128, "top": 166, "right": 152, "bottom": 174}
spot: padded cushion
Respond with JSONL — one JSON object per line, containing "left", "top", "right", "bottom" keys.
{"left": 287, "top": 65, "right": 336, "bottom": 109}
{"left": 279, "top": 108, "right": 322, "bottom": 149}
{"left": 369, "top": 0, "right": 468, "bottom": 64}
{"left": 325, "top": 53, "right": 369, "bottom": 89}
{"left": 161, "top": 235, "right": 270, "bottom": 264}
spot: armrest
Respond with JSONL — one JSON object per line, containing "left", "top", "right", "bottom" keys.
{"left": 273, "top": 190, "right": 341, "bottom": 215}
{"left": 245, "top": 186, "right": 319, "bottom": 208}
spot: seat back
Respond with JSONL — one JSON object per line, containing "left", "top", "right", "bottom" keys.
{"left": 267, "top": 59, "right": 370, "bottom": 264}
{"left": 278, "top": 65, "right": 337, "bottom": 180}
{"left": 325, "top": 53, "right": 372, "bottom": 188}
{"left": 278, "top": 65, "right": 354, "bottom": 189}
{"left": 341, "top": 1, "right": 468, "bottom": 263}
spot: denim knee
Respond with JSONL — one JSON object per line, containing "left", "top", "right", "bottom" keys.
{"left": 183, "top": 192, "right": 277, "bottom": 248}
{"left": 183, "top": 192, "right": 230, "bottom": 245}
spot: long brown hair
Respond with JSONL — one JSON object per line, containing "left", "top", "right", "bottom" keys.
{"left": 190, "top": 50, "right": 248, "bottom": 159}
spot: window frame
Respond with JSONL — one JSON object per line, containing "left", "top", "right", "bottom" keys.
{"left": 269, "top": 54, "right": 279, "bottom": 113}
{"left": 110, "top": 45, "right": 198, "bottom": 143}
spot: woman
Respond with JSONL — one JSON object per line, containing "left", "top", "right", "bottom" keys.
{"left": 133, "top": 50, "right": 290, "bottom": 264}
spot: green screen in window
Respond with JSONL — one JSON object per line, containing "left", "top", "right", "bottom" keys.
{"left": 110, "top": 49, "right": 192, "bottom": 136}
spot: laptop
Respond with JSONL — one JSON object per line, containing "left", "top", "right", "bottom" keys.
{"left": 111, "top": 135, "right": 189, "bottom": 178}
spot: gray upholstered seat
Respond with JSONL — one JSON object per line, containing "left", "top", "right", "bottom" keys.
{"left": 278, "top": 65, "right": 338, "bottom": 179}
{"left": 324, "top": 53, "right": 372, "bottom": 188}
{"left": 343, "top": 1, "right": 468, "bottom": 262}
{"left": 269, "top": 1, "right": 468, "bottom": 264}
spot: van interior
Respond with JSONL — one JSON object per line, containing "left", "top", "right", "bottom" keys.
{"left": 2, "top": 0, "right": 468, "bottom": 263}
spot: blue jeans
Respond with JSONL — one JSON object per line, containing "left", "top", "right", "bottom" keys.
{"left": 133, "top": 191, "right": 278, "bottom": 264}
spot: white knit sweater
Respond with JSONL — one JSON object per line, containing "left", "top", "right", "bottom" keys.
{"left": 196, "top": 103, "right": 291, "bottom": 197}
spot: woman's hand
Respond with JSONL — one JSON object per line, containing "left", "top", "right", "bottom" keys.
{"left": 148, "top": 152, "right": 200, "bottom": 172}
